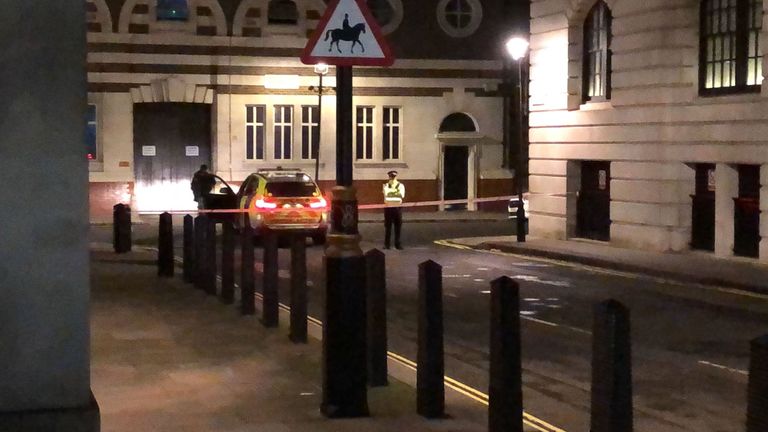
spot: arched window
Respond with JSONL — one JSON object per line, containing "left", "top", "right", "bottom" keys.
{"left": 436, "top": 0, "right": 482, "bottom": 38}
{"left": 439, "top": 113, "right": 477, "bottom": 133}
{"left": 700, "top": 0, "right": 763, "bottom": 95}
{"left": 268, "top": 0, "right": 298, "bottom": 25}
{"left": 157, "top": 0, "right": 189, "bottom": 21}
{"left": 582, "top": 1, "right": 611, "bottom": 102}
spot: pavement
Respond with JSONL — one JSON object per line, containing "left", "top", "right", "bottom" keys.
{"left": 89, "top": 244, "right": 502, "bottom": 432}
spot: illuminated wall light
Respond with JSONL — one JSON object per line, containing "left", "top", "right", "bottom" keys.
{"left": 264, "top": 75, "right": 301, "bottom": 90}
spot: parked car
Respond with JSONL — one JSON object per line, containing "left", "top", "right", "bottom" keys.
{"left": 508, "top": 194, "right": 530, "bottom": 219}
{"left": 203, "top": 168, "right": 328, "bottom": 244}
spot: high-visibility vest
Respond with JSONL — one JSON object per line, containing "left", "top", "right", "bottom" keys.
{"left": 383, "top": 180, "right": 405, "bottom": 206}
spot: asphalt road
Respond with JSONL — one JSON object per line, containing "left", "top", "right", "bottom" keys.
{"left": 91, "top": 219, "right": 766, "bottom": 432}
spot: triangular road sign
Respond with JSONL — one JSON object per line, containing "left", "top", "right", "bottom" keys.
{"left": 301, "top": 0, "right": 394, "bottom": 67}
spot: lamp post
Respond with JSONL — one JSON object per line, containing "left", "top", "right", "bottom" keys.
{"left": 311, "top": 63, "right": 329, "bottom": 182}
{"left": 506, "top": 36, "right": 529, "bottom": 242}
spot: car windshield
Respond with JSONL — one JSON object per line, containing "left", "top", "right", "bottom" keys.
{"left": 266, "top": 181, "right": 318, "bottom": 197}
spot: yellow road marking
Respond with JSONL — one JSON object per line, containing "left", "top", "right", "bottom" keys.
{"left": 434, "top": 240, "right": 768, "bottom": 301}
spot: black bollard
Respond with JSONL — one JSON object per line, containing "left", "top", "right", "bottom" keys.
{"left": 240, "top": 225, "right": 256, "bottom": 315}
{"left": 157, "top": 212, "right": 174, "bottom": 277}
{"left": 590, "top": 299, "right": 633, "bottom": 432}
{"left": 417, "top": 260, "right": 445, "bottom": 418}
{"left": 489, "top": 276, "right": 523, "bottom": 432}
{"left": 262, "top": 230, "right": 279, "bottom": 328}
{"left": 183, "top": 214, "right": 194, "bottom": 283}
{"left": 220, "top": 222, "right": 235, "bottom": 304}
{"left": 365, "top": 248, "right": 388, "bottom": 387}
{"left": 193, "top": 214, "right": 206, "bottom": 290}
{"left": 747, "top": 334, "right": 768, "bottom": 431}
{"left": 203, "top": 218, "right": 217, "bottom": 296}
{"left": 112, "top": 203, "right": 132, "bottom": 253}
{"left": 289, "top": 234, "right": 307, "bottom": 343}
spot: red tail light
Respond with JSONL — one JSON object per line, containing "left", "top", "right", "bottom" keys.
{"left": 255, "top": 198, "right": 277, "bottom": 209}
{"left": 309, "top": 197, "right": 327, "bottom": 209}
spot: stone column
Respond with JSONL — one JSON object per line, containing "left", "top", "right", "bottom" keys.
{"left": 0, "top": 2, "right": 99, "bottom": 430}
{"left": 714, "top": 163, "right": 738, "bottom": 258}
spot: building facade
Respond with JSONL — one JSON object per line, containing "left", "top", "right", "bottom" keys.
{"left": 529, "top": 0, "right": 768, "bottom": 261}
{"left": 86, "top": 0, "right": 521, "bottom": 221}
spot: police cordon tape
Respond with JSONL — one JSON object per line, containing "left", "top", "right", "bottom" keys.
{"left": 136, "top": 195, "right": 519, "bottom": 215}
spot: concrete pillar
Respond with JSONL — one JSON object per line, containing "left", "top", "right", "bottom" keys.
{"left": 759, "top": 164, "right": 768, "bottom": 261}
{"left": 715, "top": 163, "right": 738, "bottom": 257}
{"left": 0, "top": 2, "right": 99, "bottom": 431}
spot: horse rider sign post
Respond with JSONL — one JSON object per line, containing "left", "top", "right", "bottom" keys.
{"left": 301, "top": 0, "right": 394, "bottom": 420}
{"left": 301, "top": 0, "right": 394, "bottom": 67}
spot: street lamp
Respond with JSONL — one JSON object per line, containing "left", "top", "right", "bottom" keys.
{"left": 505, "top": 36, "right": 529, "bottom": 242}
{"left": 311, "top": 63, "right": 329, "bottom": 182}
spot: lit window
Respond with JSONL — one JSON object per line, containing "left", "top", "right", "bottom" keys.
{"left": 436, "top": 0, "right": 482, "bottom": 37}
{"left": 356, "top": 106, "right": 374, "bottom": 160}
{"left": 268, "top": 0, "right": 298, "bottom": 25}
{"left": 274, "top": 106, "right": 293, "bottom": 160}
{"left": 86, "top": 104, "right": 97, "bottom": 160}
{"left": 700, "top": 0, "right": 763, "bottom": 94}
{"left": 382, "top": 107, "right": 401, "bottom": 160}
{"left": 246, "top": 105, "right": 266, "bottom": 160}
{"left": 157, "top": 0, "right": 189, "bottom": 21}
{"left": 301, "top": 106, "right": 319, "bottom": 160}
{"left": 583, "top": 1, "right": 611, "bottom": 102}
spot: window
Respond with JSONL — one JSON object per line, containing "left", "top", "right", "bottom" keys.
{"left": 368, "top": 0, "right": 395, "bottom": 26}
{"left": 356, "top": 106, "right": 374, "bottom": 160}
{"left": 246, "top": 105, "right": 266, "bottom": 160}
{"left": 86, "top": 104, "right": 97, "bottom": 160}
{"left": 437, "top": 0, "right": 482, "bottom": 37}
{"left": 157, "top": 0, "right": 189, "bottom": 21}
{"left": 382, "top": 107, "right": 401, "bottom": 160}
{"left": 700, "top": 0, "right": 763, "bottom": 94}
{"left": 268, "top": 0, "right": 298, "bottom": 25}
{"left": 274, "top": 105, "right": 293, "bottom": 160}
{"left": 301, "top": 106, "right": 319, "bottom": 160}
{"left": 439, "top": 112, "right": 477, "bottom": 133}
{"left": 583, "top": 1, "right": 611, "bottom": 102}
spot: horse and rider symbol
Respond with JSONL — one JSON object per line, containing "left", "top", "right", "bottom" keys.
{"left": 325, "top": 13, "right": 366, "bottom": 53}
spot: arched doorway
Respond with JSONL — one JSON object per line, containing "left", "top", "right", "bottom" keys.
{"left": 438, "top": 112, "right": 479, "bottom": 210}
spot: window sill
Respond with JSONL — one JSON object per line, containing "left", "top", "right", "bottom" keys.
{"left": 353, "top": 161, "right": 408, "bottom": 169}
{"left": 694, "top": 89, "right": 763, "bottom": 105}
{"left": 579, "top": 101, "right": 613, "bottom": 111}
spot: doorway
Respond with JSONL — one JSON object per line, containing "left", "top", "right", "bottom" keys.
{"left": 443, "top": 146, "right": 469, "bottom": 210}
{"left": 133, "top": 103, "right": 212, "bottom": 211}
{"left": 576, "top": 161, "right": 611, "bottom": 241}
{"left": 734, "top": 164, "right": 760, "bottom": 258}
{"left": 690, "top": 163, "right": 715, "bottom": 251}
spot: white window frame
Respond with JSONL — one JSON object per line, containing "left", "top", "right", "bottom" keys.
{"left": 355, "top": 106, "right": 375, "bottom": 160}
{"left": 273, "top": 105, "right": 293, "bottom": 160}
{"left": 300, "top": 105, "right": 319, "bottom": 160}
{"left": 245, "top": 105, "right": 266, "bottom": 160}
{"left": 382, "top": 106, "right": 402, "bottom": 161}
{"left": 436, "top": 0, "right": 482, "bottom": 38}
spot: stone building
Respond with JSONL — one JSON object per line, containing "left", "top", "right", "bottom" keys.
{"left": 529, "top": 0, "right": 768, "bottom": 261}
{"left": 86, "top": 0, "right": 523, "bottom": 220}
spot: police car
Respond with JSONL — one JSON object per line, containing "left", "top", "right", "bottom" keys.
{"left": 234, "top": 168, "right": 328, "bottom": 244}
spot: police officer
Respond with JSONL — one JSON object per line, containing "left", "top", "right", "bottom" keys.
{"left": 382, "top": 170, "right": 405, "bottom": 249}
{"left": 191, "top": 164, "right": 216, "bottom": 209}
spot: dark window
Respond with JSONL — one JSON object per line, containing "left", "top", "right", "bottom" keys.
{"left": 265, "top": 181, "right": 318, "bottom": 197}
{"left": 157, "top": 0, "right": 189, "bottom": 21}
{"left": 439, "top": 112, "right": 476, "bottom": 132}
{"left": 700, "top": 0, "right": 763, "bottom": 95}
{"left": 445, "top": 0, "right": 472, "bottom": 29}
{"left": 274, "top": 105, "right": 293, "bottom": 160}
{"left": 301, "top": 106, "right": 319, "bottom": 160}
{"left": 356, "top": 106, "right": 374, "bottom": 160}
{"left": 246, "top": 105, "right": 266, "bottom": 160}
{"left": 367, "top": 0, "right": 394, "bottom": 26}
{"left": 268, "top": 0, "right": 298, "bottom": 24}
{"left": 86, "top": 104, "right": 97, "bottom": 160}
{"left": 583, "top": 1, "right": 611, "bottom": 102}
{"left": 382, "top": 107, "right": 401, "bottom": 160}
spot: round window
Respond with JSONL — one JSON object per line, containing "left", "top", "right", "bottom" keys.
{"left": 366, "top": 0, "right": 403, "bottom": 34}
{"left": 436, "top": 0, "right": 482, "bottom": 38}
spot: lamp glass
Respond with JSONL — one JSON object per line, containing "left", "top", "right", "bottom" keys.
{"left": 314, "top": 63, "right": 329, "bottom": 76}
{"left": 505, "top": 37, "right": 529, "bottom": 61}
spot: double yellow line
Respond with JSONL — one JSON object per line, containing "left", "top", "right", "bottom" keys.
{"left": 387, "top": 352, "right": 565, "bottom": 432}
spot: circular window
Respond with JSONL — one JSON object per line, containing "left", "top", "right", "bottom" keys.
{"left": 366, "top": 0, "right": 403, "bottom": 34}
{"left": 436, "top": 0, "right": 482, "bottom": 38}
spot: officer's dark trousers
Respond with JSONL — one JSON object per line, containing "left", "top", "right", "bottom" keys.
{"left": 384, "top": 206, "right": 402, "bottom": 248}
